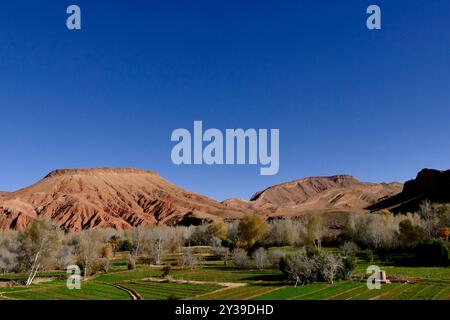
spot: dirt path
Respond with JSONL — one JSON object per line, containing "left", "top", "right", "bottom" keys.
{"left": 113, "top": 284, "right": 142, "bottom": 300}
{"left": 141, "top": 277, "right": 247, "bottom": 288}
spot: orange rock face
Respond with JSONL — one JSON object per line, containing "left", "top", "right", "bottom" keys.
{"left": 0, "top": 169, "right": 403, "bottom": 231}
{"left": 0, "top": 168, "right": 246, "bottom": 231}
{"left": 224, "top": 175, "right": 403, "bottom": 218}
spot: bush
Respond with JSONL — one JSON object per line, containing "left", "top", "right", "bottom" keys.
{"left": 415, "top": 239, "right": 449, "bottom": 266}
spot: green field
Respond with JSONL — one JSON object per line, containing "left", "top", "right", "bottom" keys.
{"left": 1, "top": 248, "right": 449, "bottom": 301}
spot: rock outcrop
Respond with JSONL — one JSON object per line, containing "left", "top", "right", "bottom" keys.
{"left": 367, "top": 168, "right": 450, "bottom": 213}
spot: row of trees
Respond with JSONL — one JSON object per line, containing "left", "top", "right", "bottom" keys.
{"left": 342, "top": 201, "right": 450, "bottom": 252}
{"left": 1, "top": 200, "right": 448, "bottom": 284}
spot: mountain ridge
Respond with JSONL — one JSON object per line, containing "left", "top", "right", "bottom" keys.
{"left": 0, "top": 168, "right": 412, "bottom": 231}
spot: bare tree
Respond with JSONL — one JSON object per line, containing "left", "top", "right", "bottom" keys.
{"left": 319, "top": 252, "right": 342, "bottom": 284}
{"left": 55, "top": 244, "right": 74, "bottom": 270}
{"left": 232, "top": 248, "right": 248, "bottom": 268}
{"left": 0, "top": 248, "right": 18, "bottom": 273}
{"left": 17, "top": 218, "right": 60, "bottom": 285}
{"left": 304, "top": 214, "right": 325, "bottom": 250}
{"left": 340, "top": 242, "right": 359, "bottom": 258}
{"left": 213, "top": 246, "right": 231, "bottom": 266}
{"left": 145, "top": 226, "right": 171, "bottom": 265}
{"left": 268, "top": 250, "right": 286, "bottom": 267}
{"left": 181, "top": 249, "right": 201, "bottom": 270}
{"left": 76, "top": 229, "right": 105, "bottom": 279}
{"left": 268, "top": 219, "right": 299, "bottom": 246}
{"left": 0, "top": 231, "right": 19, "bottom": 273}
{"left": 252, "top": 247, "right": 268, "bottom": 270}
{"left": 284, "top": 252, "right": 318, "bottom": 286}
{"left": 127, "top": 226, "right": 147, "bottom": 260}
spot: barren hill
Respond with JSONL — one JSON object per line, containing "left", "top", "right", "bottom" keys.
{"left": 368, "top": 168, "right": 450, "bottom": 213}
{"left": 223, "top": 175, "right": 403, "bottom": 219}
{"left": 0, "top": 168, "right": 247, "bottom": 231}
{"left": 0, "top": 169, "right": 404, "bottom": 231}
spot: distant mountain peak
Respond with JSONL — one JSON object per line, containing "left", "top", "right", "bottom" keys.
{"left": 44, "top": 168, "right": 157, "bottom": 179}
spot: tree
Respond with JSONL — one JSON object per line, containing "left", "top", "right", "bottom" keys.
{"left": 101, "top": 244, "right": 114, "bottom": 272}
{"left": 0, "top": 248, "right": 18, "bottom": 274}
{"left": 232, "top": 248, "right": 248, "bottom": 268}
{"left": 145, "top": 227, "right": 171, "bottom": 265}
{"left": 438, "top": 227, "right": 450, "bottom": 242}
{"left": 181, "top": 249, "right": 201, "bottom": 270}
{"left": 109, "top": 235, "right": 121, "bottom": 256}
{"left": 267, "top": 219, "right": 299, "bottom": 246}
{"left": 17, "top": 218, "right": 60, "bottom": 285}
{"left": 237, "top": 214, "right": 268, "bottom": 249}
{"left": 318, "top": 252, "right": 342, "bottom": 284}
{"left": 418, "top": 200, "right": 440, "bottom": 238}
{"left": 128, "top": 257, "right": 136, "bottom": 270}
{"left": 252, "top": 247, "right": 267, "bottom": 270}
{"left": 304, "top": 214, "right": 325, "bottom": 250}
{"left": 268, "top": 250, "right": 286, "bottom": 267}
{"left": 212, "top": 246, "right": 231, "bottom": 266}
{"left": 283, "top": 252, "right": 318, "bottom": 286}
{"left": 340, "top": 242, "right": 359, "bottom": 257}
{"left": 206, "top": 222, "right": 228, "bottom": 240}
{"left": 127, "top": 226, "right": 147, "bottom": 260}
{"left": 55, "top": 244, "right": 74, "bottom": 270}
{"left": 340, "top": 255, "right": 357, "bottom": 280}
{"left": 76, "top": 230, "right": 105, "bottom": 279}
{"left": 398, "top": 219, "right": 425, "bottom": 249}
{"left": 0, "top": 232, "right": 19, "bottom": 274}
{"left": 210, "top": 236, "right": 222, "bottom": 249}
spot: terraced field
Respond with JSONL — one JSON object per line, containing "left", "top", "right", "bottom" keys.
{"left": 1, "top": 281, "right": 130, "bottom": 300}
{"left": 0, "top": 251, "right": 449, "bottom": 301}
{"left": 251, "top": 281, "right": 450, "bottom": 300}
{"left": 120, "top": 281, "right": 222, "bottom": 300}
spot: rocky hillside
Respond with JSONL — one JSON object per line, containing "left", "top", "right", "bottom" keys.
{"left": 0, "top": 168, "right": 248, "bottom": 231}
{"left": 367, "top": 168, "right": 450, "bottom": 213}
{"left": 223, "top": 175, "right": 403, "bottom": 218}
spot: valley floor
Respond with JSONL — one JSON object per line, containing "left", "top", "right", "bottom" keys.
{"left": 0, "top": 250, "right": 449, "bottom": 301}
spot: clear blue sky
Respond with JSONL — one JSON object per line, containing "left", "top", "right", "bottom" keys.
{"left": 1, "top": 0, "right": 450, "bottom": 201}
